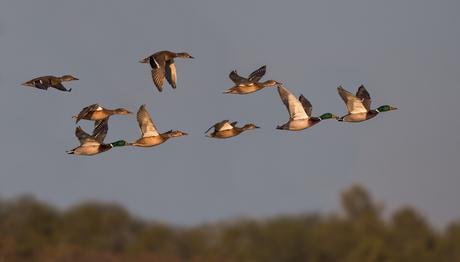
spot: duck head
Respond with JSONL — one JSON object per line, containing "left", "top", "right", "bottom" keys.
{"left": 262, "top": 80, "right": 282, "bottom": 87}
{"left": 176, "top": 52, "right": 194, "bottom": 59}
{"left": 60, "top": 75, "right": 79, "bottom": 81}
{"left": 319, "top": 113, "right": 338, "bottom": 120}
{"left": 110, "top": 140, "right": 128, "bottom": 147}
{"left": 114, "top": 108, "right": 132, "bottom": 115}
{"left": 376, "top": 105, "right": 398, "bottom": 113}
{"left": 165, "top": 130, "right": 188, "bottom": 138}
{"left": 242, "top": 123, "right": 260, "bottom": 130}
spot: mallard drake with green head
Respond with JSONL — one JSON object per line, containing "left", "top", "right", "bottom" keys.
{"left": 22, "top": 75, "right": 78, "bottom": 92}
{"left": 72, "top": 104, "right": 132, "bottom": 123}
{"left": 276, "top": 84, "right": 337, "bottom": 131}
{"left": 129, "top": 104, "right": 187, "bottom": 147}
{"left": 66, "top": 119, "right": 127, "bottom": 156}
{"left": 337, "top": 85, "right": 397, "bottom": 122}
{"left": 139, "top": 50, "right": 194, "bottom": 92}
{"left": 224, "top": 65, "right": 282, "bottom": 94}
{"left": 205, "top": 120, "right": 259, "bottom": 139}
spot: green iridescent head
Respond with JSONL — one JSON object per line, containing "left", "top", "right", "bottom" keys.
{"left": 110, "top": 140, "right": 127, "bottom": 147}
{"left": 319, "top": 113, "right": 338, "bottom": 120}
{"left": 376, "top": 105, "right": 397, "bottom": 112}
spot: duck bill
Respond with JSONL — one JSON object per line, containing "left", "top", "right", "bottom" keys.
{"left": 21, "top": 82, "right": 34, "bottom": 87}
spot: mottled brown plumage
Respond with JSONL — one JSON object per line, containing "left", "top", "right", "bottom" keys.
{"left": 22, "top": 75, "right": 78, "bottom": 92}
{"left": 205, "top": 120, "right": 259, "bottom": 139}
{"left": 224, "top": 65, "right": 282, "bottom": 94}
{"left": 139, "top": 50, "right": 193, "bottom": 92}
{"left": 129, "top": 104, "right": 187, "bottom": 147}
{"left": 72, "top": 104, "right": 131, "bottom": 123}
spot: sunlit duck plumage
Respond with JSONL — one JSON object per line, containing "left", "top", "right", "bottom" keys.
{"left": 66, "top": 119, "right": 127, "bottom": 156}
{"left": 205, "top": 120, "right": 259, "bottom": 139}
{"left": 337, "top": 85, "right": 397, "bottom": 122}
{"left": 224, "top": 65, "right": 282, "bottom": 94}
{"left": 129, "top": 104, "right": 187, "bottom": 147}
{"left": 22, "top": 75, "right": 78, "bottom": 92}
{"left": 276, "top": 84, "right": 337, "bottom": 131}
{"left": 72, "top": 104, "right": 132, "bottom": 123}
{"left": 139, "top": 50, "right": 194, "bottom": 92}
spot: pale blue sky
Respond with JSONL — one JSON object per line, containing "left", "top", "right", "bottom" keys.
{"left": 1, "top": 0, "right": 459, "bottom": 226}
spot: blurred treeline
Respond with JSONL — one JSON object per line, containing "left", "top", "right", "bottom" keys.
{"left": 0, "top": 185, "right": 459, "bottom": 262}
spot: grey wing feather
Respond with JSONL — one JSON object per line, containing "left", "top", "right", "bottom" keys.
{"left": 75, "top": 104, "right": 99, "bottom": 123}
{"left": 248, "top": 65, "right": 266, "bottom": 82}
{"left": 229, "top": 70, "right": 250, "bottom": 85}
{"left": 149, "top": 56, "right": 165, "bottom": 91}
{"left": 356, "top": 85, "right": 372, "bottom": 111}
{"left": 165, "top": 60, "right": 177, "bottom": 89}
{"left": 75, "top": 126, "right": 97, "bottom": 145}
{"left": 52, "top": 82, "right": 69, "bottom": 92}
{"left": 137, "top": 104, "right": 159, "bottom": 137}
{"left": 93, "top": 119, "right": 109, "bottom": 143}
{"left": 337, "top": 86, "right": 368, "bottom": 114}
{"left": 299, "top": 95, "right": 313, "bottom": 117}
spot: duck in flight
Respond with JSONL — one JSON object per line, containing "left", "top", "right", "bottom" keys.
{"left": 72, "top": 104, "right": 132, "bottom": 123}
{"left": 337, "top": 85, "right": 397, "bottom": 122}
{"left": 66, "top": 119, "right": 127, "bottom": 156}
{"left": 139, "top": 50, "right": 194, "bottom": 92}
{"left": 276, "top": 84, "right": 337, "bottom": 131}
{"left": 22, "top": 75, "right": 78, "bottom": 92}
{"left": 224, "top": 65, "right": 282, "bottom": 94}
{"left": 129, "top": 104, "right": 187, "bottom": 147}
{"left": 205, "top": 120, "right": 259, "bottom": 139}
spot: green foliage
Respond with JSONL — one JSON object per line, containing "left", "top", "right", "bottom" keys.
{"left": 0, "top": 184, "right": 457, "bottom": 261}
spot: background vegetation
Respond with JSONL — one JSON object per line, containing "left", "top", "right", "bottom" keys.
{"left": 0, "top": 184, "right": 458, "bottom": 262}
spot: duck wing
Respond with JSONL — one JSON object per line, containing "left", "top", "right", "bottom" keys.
{"left": 51, "top": 82, "right": 70, "bottom": 92}
{"left": 149, "top": 56, "right": 165, "bottom": 92}
{"left": 215, "top": 120, "right": 234, "bottom": 131}
{"left": 93, "top": 119, "right": 109, "bottom": 144}
{"left": 277, "top": 85, "right": 309, "bottom": 120}
{"left": 75, "top": 104, "right": 100, "bottom": 123}
{"left": 75, "top": 126, "right": 99, "bottom": 146}
{"left": 337, "top": 86, "right": 369, "bottom": 114}
{"left": 298, "top": 95, "right": 313, "bottom": 117}
{"left": 137, "top": 104, "right": 159, "bottom": 137}
{"left": 355, "top": 85, "right": 372, "bottom": 111}
{"left": 229, "top": 70, "right": 251, "bottom": 85}
{"left": 205, "top": 120, "right": 233, "bottom": 133}
{"left": 165, "top": 59, "right": 177, "bottom": 89}
{"left": 247, "top": 65, "right": 266, "bottom": 83}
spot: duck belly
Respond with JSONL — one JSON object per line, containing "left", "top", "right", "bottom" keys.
{"left": 132, "top": 136, "right": 166, "bottom": 147}
{"left": 341, "top": 112, "right": 377, "bottom": 122}
{"left": 213, "top": 130, "right": 239, "bottom": 138}
{"left": 279, "top": 120, "right": 311, "bottom": 131}
{"left": 73, "top": 145, "right": 101, "bottom": 155}
{"left": 90, "top": 111, "right": 110, "bottom": 120}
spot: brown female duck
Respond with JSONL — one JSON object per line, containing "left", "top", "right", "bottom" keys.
{"left": 337, "top": 85, "right": 397, "bottom": 122}
{"left": 129, "top": 104, "right": 187, "bottom": 147}
{"left": 205, "top": 120, "right": 259, "bottom": 139}
{"left": 139, "top": 50, "right": 194, "bottom": 92}
{"left": 22, "top": 75, "right": 78, "bottom": 92}
{"left": 224, "top": 65, "right": 281, "bottom": 94}
{"left": 72, "top": 104, "right": 132, "bottom": 123}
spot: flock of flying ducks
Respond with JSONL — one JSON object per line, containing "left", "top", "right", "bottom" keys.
{"left": 21, "top": 50, "right": 397, "bottom": 156}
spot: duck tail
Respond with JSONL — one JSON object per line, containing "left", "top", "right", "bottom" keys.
{"left": 66, "top": 150, "right": 74, "bottom": 154}
{"left": 337, "top": 117, "right": 344, "bottom": 122}
{"left": 67, "top": 88, "right": 72, "bottom": 92}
